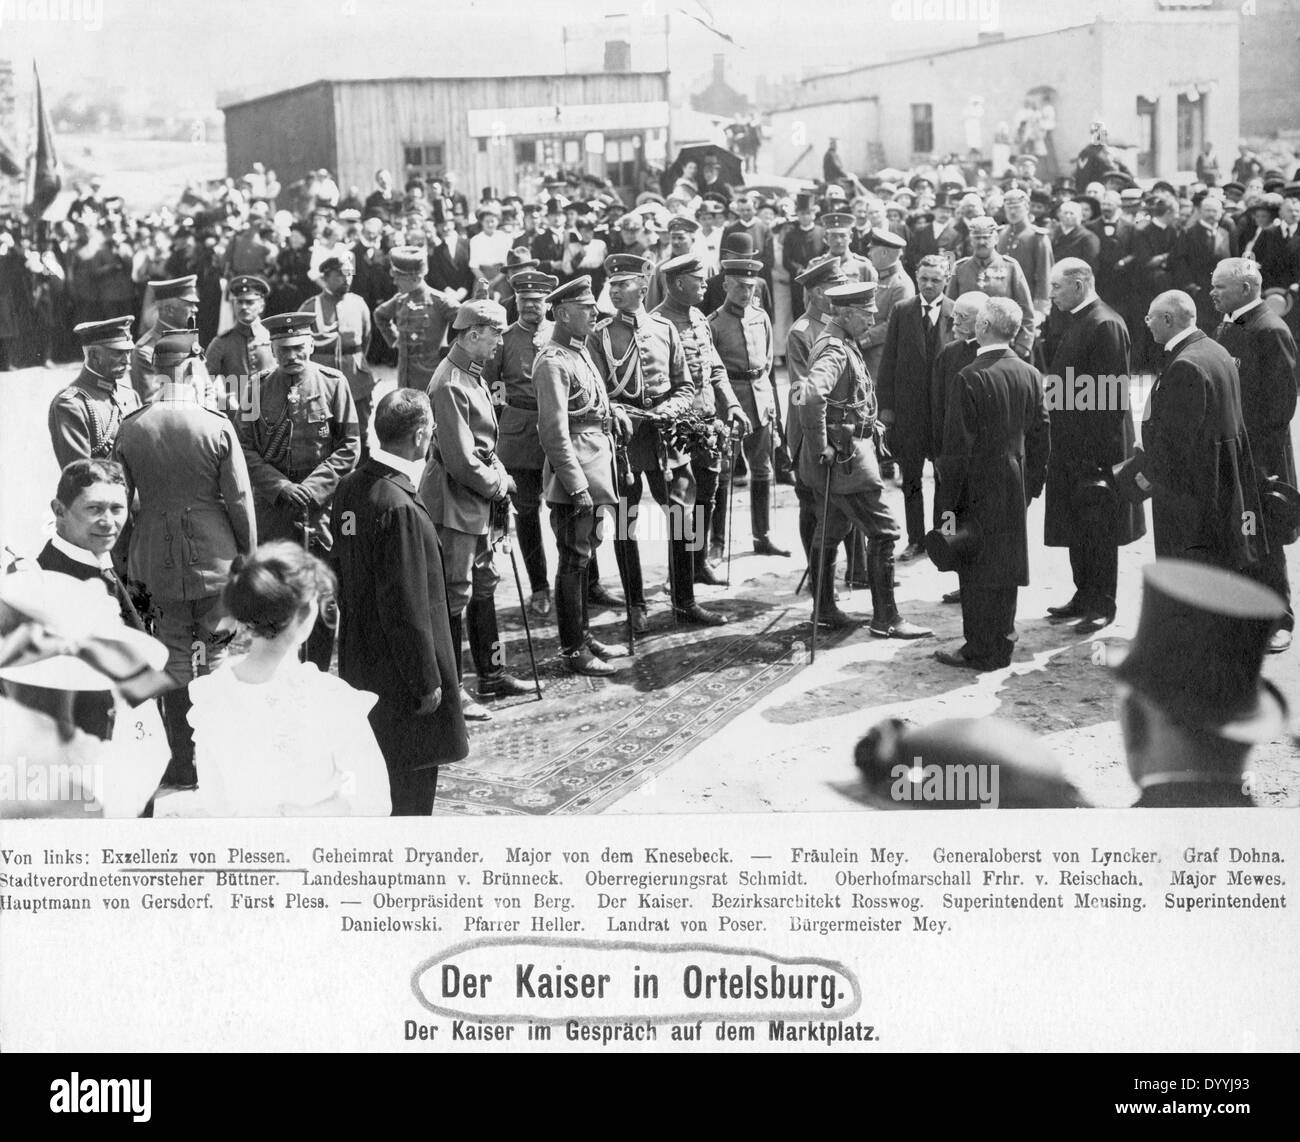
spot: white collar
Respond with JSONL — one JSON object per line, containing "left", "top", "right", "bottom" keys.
{"left": 922, "top": 295, "right": 944, "bottom": 309}
{"left": 1164, "top": 325, "right": 1197, "bottom": 352}
{"left": 51, "top": 533, "right": 111, "bottom": 570}
{"left": 371, "top": 447, "right": 425, "bottom": 486}
{"left": 977, "top": 342, "right": 1011, "bottom": 354}
{"left": 1229, "top": 298, "right": 1264, "bottom": 322}
{"left": 1070, "top": 292, "right": 1098, "bottom": 314}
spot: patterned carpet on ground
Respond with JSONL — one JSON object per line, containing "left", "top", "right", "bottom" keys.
{"left": 435, "top": 581, "right": 850, "bottom": 815}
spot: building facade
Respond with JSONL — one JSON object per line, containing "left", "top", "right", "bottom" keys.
{"left": 768, "top": 10, "right": 1240, "bottom": 182}
{"left": 222, "top": 73, "right": 671, "bottom": 205}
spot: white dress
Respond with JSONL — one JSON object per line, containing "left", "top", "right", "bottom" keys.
{"left": 157, "top": 659, "right": 391, "bottom": 817}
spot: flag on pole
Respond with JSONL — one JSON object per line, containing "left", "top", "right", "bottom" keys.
{"left": 26, "top": 62, "right": 63, "bottom": 219}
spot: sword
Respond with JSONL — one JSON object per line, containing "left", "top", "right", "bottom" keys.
{"left": 724, "top": 430, "right": 739, "bottom": 586}
{"left": 810, "top": 458, "right": 833, "bottom": 664}
{"left": 494, "top": 498, "right": 543, "bottom": 702}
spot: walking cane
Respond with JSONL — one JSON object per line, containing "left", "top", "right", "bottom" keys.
{"left": 298, "top": 506, "right": 311, "bottom": 663}
{"left": 497, "top": 500, "right": 543, "bottom": 702}
{"left": 794, "top": 567, "right": 809, "bottom": 596}
{"left": 724, "top": 430, "right": 740, "bottom": 586}
{"left": 810, "top": 458, "right": 834, "bottom": 664}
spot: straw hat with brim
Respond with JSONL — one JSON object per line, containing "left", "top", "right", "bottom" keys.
{"left": 0, "top": 571, "right": 167, "bottom": 693}
{"left": 924, "top": 518, "right": 981, "bottom": 573}
{"left": 1263, "top": 287, "right": 1294, "bottom": 318}
{"left": 1110, "top": 560, "right": 1289, "bottom": 743}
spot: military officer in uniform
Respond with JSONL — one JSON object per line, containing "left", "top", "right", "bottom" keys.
{"left": 821, "top": 211, "right": 875, "bottom": 285}
{"left": 421, "top": 299, "right": 536, "bottom": 721}
{"left": 796, "top": 282, "right": 932, "bottom": 640}
{"left": 786, "top": 255, "right": 848, "bottom": 566}
{"left": 653, "top": 252, "right": 749, "bottom": 585}
{"left": 482, "top": 269, "right": 558, "bottom": 617}
{"left": 534, "top": 276, "right": 631, "bottom": 676}
{"left": 589, "top": 253, "right": 725, "bottom": 629}
{"left": 234, "top": 311, "right": 360, "bottom": 670}
{"left": 374, "top": 245, "right": 459, "bottom": 389}
{"left": 709, "top": 257, "right": 788, "bottom": 559}
{"left": 946, "top": 217, "right": 1037, "bottom": 359}
{"left": 49, "top": 316, "right": 141, "bottom": 470}
{"left": 131, "top": 275, "right": 199, "bottom": 403}
{"left": 204, "top": 274, "right": 274, "bottom": 413}
{"left": 114, "top": 331, "right": 257, "bottom": 788}
{"left": 997, "top": 188, "right": 1054, "bottom": 331}
{"left": 300, "top": 254, "right": 376, "bottom": 460}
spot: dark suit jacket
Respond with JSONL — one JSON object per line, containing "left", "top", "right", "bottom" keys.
{"left": 1142, "top": 329, "right": 1261, "bottom": 569}
{"left": 1170, "top": 222, "right": 1238, "bottom": 328}
{"left": 1088, "top": 215, "right": 1136, "bottom": 309}
{"left": 1050, "top": 226, "right": 1100, "bottom": 271}
{"left": 332, "top": 459, "right": 468, "bottom": 774}
{"left": 878, "top": 294, "right": 953, "bottom": 459}
{"left": 1042, "top": 297, "right": 1145, "bottom": 548}
{"left": 903, "top": 221, "right": 942, "bottom": 279}
{"left": 930, "top": 337, "right": 979, "bottom": 460}
{"left": 1251, "top": 224, "right": 1300, "bottom": 294}
{"left": 936, "top": 347, "right": 1050, "bottom": 588}
{"left": 1216, "top": 301, "right": 1299, "bottom": 543}
{"left": 427, "top": 238, "right": 474, "bottom": 297}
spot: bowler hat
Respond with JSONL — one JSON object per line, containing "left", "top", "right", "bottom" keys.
{"left": 1111, "top": 561, "right": 1288, "bottom": 742}
{"left": 924, "top": 517, "right": 981, "bottom": 572}
{"left": 1259, "top": 475, "right": 1300, "bottom": 540}
{"left": 1072, "top": 469, "right": 1118, "bottom": 517}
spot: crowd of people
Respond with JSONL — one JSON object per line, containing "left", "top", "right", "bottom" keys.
{"left": 2, "top": 114, "right": 1298, "bottom": 817}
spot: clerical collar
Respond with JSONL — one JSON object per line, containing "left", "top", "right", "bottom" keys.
{"left": 1070, "top": 292, "right": 1099, "bottom": 314}
{"left": 977, "top": 342, "right": 1011, "bottom": 354}
{"left": 1229, "top": 298, "right": 1263, "bottom": 322}
{"left": 371, "top": 446, "right": 425, "bottom": 486}
{"left": 1164, "top": 325, "right": 1197, "bottom": 353}
{"left": 51, "top": 532, "right": 110, "bottom": 570}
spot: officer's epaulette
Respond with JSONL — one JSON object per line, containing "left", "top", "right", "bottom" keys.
{"left": 592, "top": 315, "right": 613, "bottom": 332}
{"left": 249, "top": 366, "right": 275, "bottom": 384}
{"left": 120, "top": 403, "right": 148, "bottom": 421}
{"left": 1032, "top": 225, "right": 1051, "bottom": 235}
{"left": 315, "top": 363, "right": 347, "bottom": 382}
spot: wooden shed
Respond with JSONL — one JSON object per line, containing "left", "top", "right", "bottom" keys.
{"left": 222, "top": 73, "right": 672, "bottom": 205}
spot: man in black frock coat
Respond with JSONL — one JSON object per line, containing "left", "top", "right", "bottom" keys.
{"left": 935, "top": 298, "right": 1051, "bottom": 670}
{"left": 1212, "top": 257, "right": 1299, "bottom": 652}
{"left": 332, "top": 389, "right": 468, "bottom": 815}
{"left": 1041, "top": 259, "right": 1145, "bottom": 630}
{"left": 1138, "top": 290, "right": 1262, "bottom": 574}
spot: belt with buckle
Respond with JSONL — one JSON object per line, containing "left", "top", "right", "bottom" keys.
{"left": 728, "top": 368, "right": 767, "bottom": 381}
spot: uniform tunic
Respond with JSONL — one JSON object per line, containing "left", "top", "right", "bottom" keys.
{"left": 482, "top": 320, "right": 552, "bottom": 471}
{"left": 533, "top": 332, "right": 619, "bottom": 508}
{"left": 945, "top": 254, "right": 1036, "bottom": 358}
{"left": 48, "top": 367, "right": 141, "bottom": 469}
{"left": 204, "top": 319, "right": 274, "bottom": 410}
{"left": 234, "top": 362, "right": 360, "bottom": 546}
{"left": 997, "top": 222, "right": 1054, "bottom": 313}
{"left": 708, "top": 299, "right": 775, "bottom": 427}
{"left": 299, "top": 290, "right": 376, "bottom": 407}
{"left": 374, "top": 282, "right": 458, "bottom": 390}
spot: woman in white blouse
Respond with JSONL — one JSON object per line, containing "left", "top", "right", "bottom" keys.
{"left": 157, "top": 543, "right": 391, "bottom": 817}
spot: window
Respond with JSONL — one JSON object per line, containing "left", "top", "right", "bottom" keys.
{"left": 604, "top": 135, "right": 641, "bottom": 189}
{"left": 1176, "top": 92, "right": 1203, "bottom": 173}
{"left": 515, "top": 139, "right": 537, "bottom": 165}
{"left": 403, "top": 142, "right": 445, "bottom": 184}
{"left": 1136, "top": 97, "right": 1157, "bottom": 177}
{"left": 911, "top": 103, "right": 934, "bottom": 155}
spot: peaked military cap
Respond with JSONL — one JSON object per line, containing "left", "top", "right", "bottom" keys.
{"left": 228, "top": 274, "right": 270, "bottom": 297}
{"left": 660, "top": 253, "right": 706, "bottom": 278}
{"left": 264, "top": 312, "right": 318, "bottom": 341}
{"left": 152, "top": 275, "right": 199, "bottom": 303}
{"left": 826, "top": 281, "right": 878, "bottom": 308}
{"left": 819, "top": 211, "right": 854, "bottom": 231}
{"left": 721, "top": 258, "right": 764, "bottom": 282}
{"left": 604, "top": 253, "right": 652, "bottom": 281}
{"left": 866, "top": 228, "right": 906, "bottom": 249}
{"left": 795, "top": 255, "right": 847, "bottom": 289}
{"left": 153, "top": 330, "right": 200, "bottom": 367}
{"left": 667, "top": 216, "right": 701, "bottom": 234}
{"left": 453, "top": 299, "right": 508, "bottom": 331}
{"left": 547, "top": 276, "right": 597, "bottom": 306}
{"left": 75, "top": 316, "right": 135, "bottom": 350}
{"left": 389, "top": 246, "right": 429, "bottom": 274}
{"left": 511, "top": 270, "right": 557, "bottom": 296}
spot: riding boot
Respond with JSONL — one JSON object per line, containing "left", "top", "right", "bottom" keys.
{"left": 160, "top": 687, "right": 198, "bottom": 788}
{"left": 613, "top": 537, "right": 644, "bottom": 608}
{"left": 750, "top": 478, "right": 790, "bottom": 556}
{"left": 811, "top": 547, "right": 858, "bottom": 629}
{"left": 449, "top": 612, "right": 465, "bottom": 681}
{"left": 466, "top": 597, "right": 505, "bottom": 681}
{"left": 555, "top": 570, "right": 585, "bottom": 654}
{"left": 867, "top": 538, "right": 932, "bottom": 639}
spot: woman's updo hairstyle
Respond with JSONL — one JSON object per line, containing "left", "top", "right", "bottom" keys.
{"left": 224, "top": 541, "right": 336, "bottom": 640}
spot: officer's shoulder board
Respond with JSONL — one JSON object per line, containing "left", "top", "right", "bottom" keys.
{"left": 1032, "top": 225, "right": 1051, "bottom": 236}
{"left": 592, "top": 315, "right": 613, "bottom": 332}
{"left": 315, "top": 363, "right": 348, "bottom": 385}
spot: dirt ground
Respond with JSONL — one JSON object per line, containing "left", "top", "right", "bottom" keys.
{"left": 4, "top": 362, "right": 1297, "bottom": 811}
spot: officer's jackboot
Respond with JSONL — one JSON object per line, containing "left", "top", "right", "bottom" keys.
{"left": 750, "top": 478, "right": 790, "bottom": 556}
{"left": 811, "top": 547, "right": 861, "bottom": 630}
{"left": 867, "top": 538, "right": 932, "bottom": 639}
{"left": 468, "top": 597, "right": 538, "bottom": 698}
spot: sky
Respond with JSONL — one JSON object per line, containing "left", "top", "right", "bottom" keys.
{"left": 0, "top": 0, "right": 1155, "bottom": 114}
